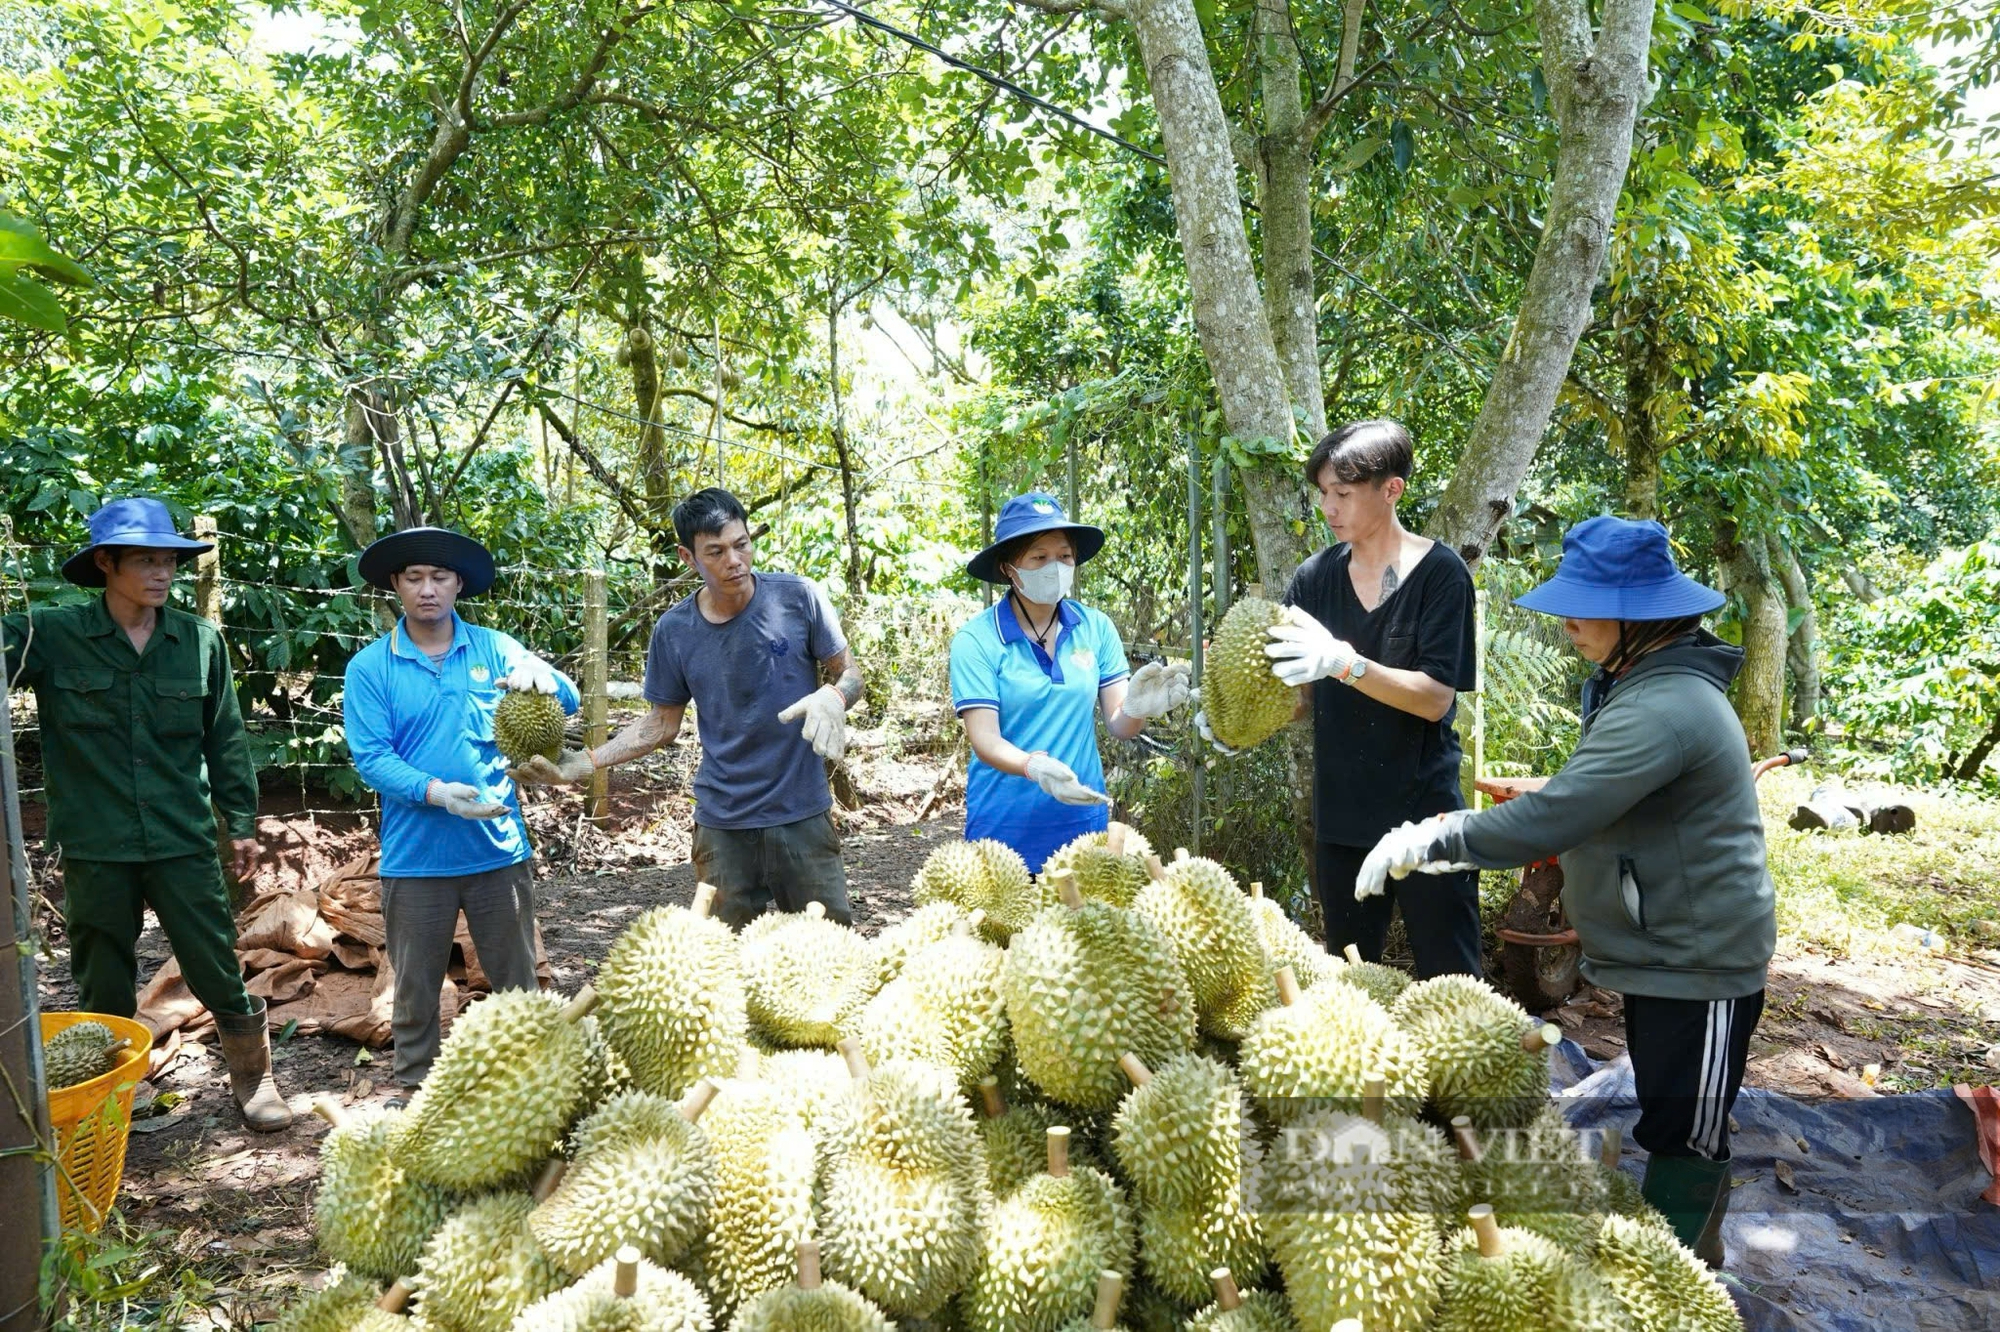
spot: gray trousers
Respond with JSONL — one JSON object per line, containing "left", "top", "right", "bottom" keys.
{"left": 380, "top": 860, "right": 539, "bottom": 1085}
{"left": 692, "top": 811, "right": 852, "bottom": 929}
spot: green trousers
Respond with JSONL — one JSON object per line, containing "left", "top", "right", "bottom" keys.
{"left": 62, "top": 854, "right": 252, "bottom": 1019}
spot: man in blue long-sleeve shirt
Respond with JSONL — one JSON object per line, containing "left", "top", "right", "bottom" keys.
{"left": 342, "top": 527, "right": 579, "bottom": 1085}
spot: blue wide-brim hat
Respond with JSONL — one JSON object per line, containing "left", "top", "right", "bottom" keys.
{"left": 63, "top": 497, "right": 215, "bottom": 587}
{"left": 1515, "top": 516, "right": 1725, "bottom": 621}
{"left": 966, "top": 491, "right": 1105, "bottom": 585}
{"left": 357, "top": 527, "right": 496, "bottom": 596}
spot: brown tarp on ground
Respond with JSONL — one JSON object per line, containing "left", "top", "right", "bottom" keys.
{"left": 136, "top": 851, "right": 550, "bottom": 1045}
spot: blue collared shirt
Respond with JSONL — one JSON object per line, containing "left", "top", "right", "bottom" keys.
{"left": 343, "top": 614, "right": 579, "bottom": 878}
{"left": 948, "top": 597, "right": 1130, "bottom": 871}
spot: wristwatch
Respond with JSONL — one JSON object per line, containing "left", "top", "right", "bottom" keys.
{"left": 1345, "top": 657, "right": 1369, "bottom": 684}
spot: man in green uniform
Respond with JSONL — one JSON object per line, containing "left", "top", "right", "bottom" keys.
{"left": 2, "top": 499, "right": 289, "bottom": 1130}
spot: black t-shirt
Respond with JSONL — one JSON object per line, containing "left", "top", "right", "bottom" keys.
{"left": 1282, "top": 540, "right": 1477, "bottom": 847}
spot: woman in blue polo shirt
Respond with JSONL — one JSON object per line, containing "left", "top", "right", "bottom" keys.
{"left": 949, "top": 493, "right": 1190, "bottom": 870}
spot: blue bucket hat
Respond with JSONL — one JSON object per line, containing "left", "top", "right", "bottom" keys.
{"left": 965, "top": 492, "right": 1105, "bottom": 585}
{"left": 62, "top": 497, "right": 214, "bottom": 587}
{"left": 358, "top": 526, "right": 497, "bottom": 596}
{"left": 1515, "top": 516, "right": 1725, "bottom": 621}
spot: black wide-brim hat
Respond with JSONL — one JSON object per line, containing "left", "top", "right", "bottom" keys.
{"left": 357, "top": 527, "right": 496, "bottom": 595}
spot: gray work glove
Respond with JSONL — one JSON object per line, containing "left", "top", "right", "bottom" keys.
{"left": 1356, "top": 810, "right": 1474, "bottom": 900}
{"left": 1122, "top": 660, "right": 1193, "bottom": 719}
{"left": 1024, "top": 753, "right": 1111, "bottom": 806}
{"left": 426, "top": 780, "right": 507, "bottom": 820}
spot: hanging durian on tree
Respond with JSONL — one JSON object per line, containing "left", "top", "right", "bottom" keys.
{"left": 731, "top": 1241, "right": 895, "bottom": 1332}
{"left": 1391, "top": 974, "right": 1562, "bottom": 1128}
{"left": 739, "top": 901, "right": 875, "bottom": 1048}
{"left": 311, "top": 1099, "right": 455, "bottom": 1282}
{"left": 1200, "top": 598, "right": 1300, "bottom": 751}
{"left": 1042, "top": 822, "right": 1156, "bottom": 908}
{"left": 912, "top": 838, "right": 1040, "bottom": 940}
{"left": 1238, "top": 967, "right": 1427, "bottom": 1126}
{"left": 1135, "top": 850, "right": 1275, "bottom": 1040}
{"left": 529, "top": 1082, "right": 719, "bottom": 1275}
{"left": 494, "top": 688, "right": 566, "bottom": 766}
{"left": 594, "top": 882, "right": 746, "bottom": 1098}
{"left": 962, "top": 1126, "right": 1137, "bottom": 1332}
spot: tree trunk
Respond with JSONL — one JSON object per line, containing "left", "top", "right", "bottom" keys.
{"left": 622, "top": 318, "right": 678, "bottom": 589}
{"left": 829, "top": 299, "right": 864, "bottom": 598}
{"left": 1718, "top": 520, "right": 1785, "bottom": 755}
{"left": 1426, "top": 0, "right": 1654, "bottom": 564}
{"left": 1128, "top": 0, "right": 1307, "bottom": 589}
{"left": 339, "top": 385, "right": 388, "bottom": 547}
{"left": 1771, "top": 533, "right": 1820, "bottom": 730}
{"left": 1620, "top": 304, "right": 1671, "bottom": 520}
{"left": 1252, "top": 0, "right": 1326, "bottom": 445}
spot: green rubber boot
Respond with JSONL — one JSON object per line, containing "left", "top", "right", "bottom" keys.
{"left": 1640, "top": 1153, "right": 1733, "bottom": 1257}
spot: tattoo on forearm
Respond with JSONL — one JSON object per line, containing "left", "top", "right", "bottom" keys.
{"left": 1381, "top": 564, "right": 1401, "bottom": 599}
{"left": 832, "top": 663, "right": 864, "bottom": 707}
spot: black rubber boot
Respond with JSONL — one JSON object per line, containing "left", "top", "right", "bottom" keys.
{"left": 1640, "top": 1153, "right": 1733, "bottom": 1255}
{"left": 1692, "top": 1166, "right": 1734, "bottom": 1268}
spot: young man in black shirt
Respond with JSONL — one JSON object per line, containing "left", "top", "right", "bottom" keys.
{"left": 1265, "top": 419, "right": 1481, "bottom": 977}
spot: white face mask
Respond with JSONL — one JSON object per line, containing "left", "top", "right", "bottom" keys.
{"left": 1009, "top": 559, "right": 1075, "bottom": 605}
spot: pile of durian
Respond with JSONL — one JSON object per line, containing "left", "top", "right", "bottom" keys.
{"left": 281, "top": 833, "right": 1743, "bottom": 1332}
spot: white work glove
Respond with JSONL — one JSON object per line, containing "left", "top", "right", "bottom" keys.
{"left": 1265, "top": 606, "right": 1360, "bottom": 687}
{"left": 1355, "top": 811, "right": 1475, "bottom": 901}
{"left": 509, "top": 748, "right": 598, "bottom": 786}
{"left": 426, "top": 780, "right": 508, "bottom": 821}
{"left": 1024, "top": 752, "right": 1111, "bottom": 806}
{"left": 500, "top": 655, "right": 560, "bottom": 695}
{"left": 777, "top": 685, "right": 849, "bottom": 762}
{"left": 1122, "top": 660, "right": 1192, "bottom": 719}
{"left": 1187, "top": 687, "right": 1240, "bottom": 757}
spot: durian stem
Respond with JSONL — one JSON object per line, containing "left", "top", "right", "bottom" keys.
{"left": 692, "top": 882, "right": 718, "bottom": 919}
{"left": 377, "top": 1279, "right": 413, "bottom": 1314}
{"left": 1249, "top": 880, "right": 1264, "bottom": 898}
{"left": 560, "top": 985, "right": 600, "bottom": 1022}
{"left": 837, "top": 1037, "right": 871, "bottom": 1081}
{"left": 1046, "top": 1126, "right": 1071, "bottom": 1178}
{"left": 1520, "top": 1022, "right": 1563, "bottom": 1053}
{"left": 1052, "top": 869, "right": 1085, "bottom": 910}
{"left": 532, "top": 1158, "right": 569, "bottom": 1203}
{"left": 977, "top": 1076, "right": 1006, "bottom": 1119}
{"left": 1450, "top": 1116, "right": 1483, "bottom": 1163}
{"left": 1469, "top": 1205, "right": 1504, "bottom": 1258}
{"left": 1174, "top": 847, "right": 1191, "bottom": 863}
{"left": 1144, "top": 854, "right": 1167, "bottom": 882}
{"left": 613, "top": 1246, "right": 641, "bottom": 1298}
{"left": 736, "top": 1048, "right": 761, "bottom": 1081}
{"left": 1361, "top": 1073, "right": 1386, "bottom": 1124}
{"left": 1274, "top": 966, "right": 1302, "bottom": 1007}
{"left": 1343, "top": 944, "right": 1363, "bottom": 965}
{"left": 1208, "top": 1268, "right": 1243, "bottom": 1311}
{"left": 805, "top": 901, "right": 828, "bottom": 920}
{"left": 680, "top": 1079, "right": 720, "bottom": 1123}
{"left": 796, "top": 1240, "right": 823, "bottom": 1291}
{"left": 310, "top": 1096, "right": 350, "bottom": 1130}
{"left": 1600, "top": 1126, "right": 1623, "bottom": 1170}
{"left": 962, "top": 908, "right": 988, "bottom": 937}
{"left": 1117, "top": 1053, "right": 1153, "bottom": 1087}
{"left": 1090, "top": 1270, "right": 1126, "bottom": 1329}
{"left": 1332, "top": 1322, "right": 1362, "bottom": 1332}
{"left": 1106, "top": 822, "right": 1128, "bottom": 855}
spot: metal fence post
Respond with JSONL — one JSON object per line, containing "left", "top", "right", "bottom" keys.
{"left": 584, "top": 571, "right": 609, "bottom": 828}
{"left": 1186, "top": 428, "right": 1204, "bottom": 856}
{"left": 1472, "top": 586, "right": 1488, "bottom": 810}
{"left": 194, "top": 515, "right": 221, "bottom": 626}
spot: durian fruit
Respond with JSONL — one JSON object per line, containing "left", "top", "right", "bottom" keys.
{"left": 395, "top": 986, "right": 601, "bottom": 1191}
{"left": 740, "top": 901, "right": 876, "bottom": 1048}
{"left": 312, "top": 1098, "right": 455, "bottom": 1281}
{"left": 856, "top": 914, "right": 1008, "bottom": 1085}
{"left": 509, "top": 1244, "right": 714, "bottom": 1332}
{"left": 1453, "top": 1106, "right": 1609, "bottom": 1252}
{"left": 1246, "top": 882, "right": 1340, "bottom": 991}
{"left": 687, "top": 1057, "right": 817, "bottom": 1320}
{"left": 1122, "top": 1280, "right": 1192, "bottom": 1332}
{"left": 594, "top": 882, "right": 747, "bottom": 1098}
{"left": 42, "top": 1020, "right": 128, "bottom": 1090}
{"left": 1391, "top": 974, "right": 1561, "bottom": 1129}
{"left": 494, "top": 688, "right": 566, "bottom": 766}
{"left": 1185, "top": 1268, "right": 1299, "bottom": 1332}
{"left": 1000, "top": 871, "right": 1196, "bottom": 1112}
{"left": 1591, "top": 1128, "right": 1658, "bottom": 1225}
{"left": 1042, "top": 822, "right": 1156, "bottom": 908}
{"left": 755, "top": 1048, "right": 854, "bottom": 1134}
{"left": 272, "top": 1274, "right": 412, "bottom": 1332}
{"left": 1238, "top": 967, "right": 1426, "bottom": 1126}
{"left": 1053, "top": 1270, "right": 1133, "bottom": 1332}
{"left": 977, "top": 1076, "right": 1103, "bottom": 1199}
{"left": 1435, "top": 1206, "right": 1636, "bottom": 1332}
{"left": 1201, "top": 598, "right": 1300, "bottom": 751}
{"left": 912, "top": 838, "right": 1039, "bottom": 940}
{"left": 414, "top": 1166, "right": 571, "bottom": 1332}
{"left": 868, "top": 901, "right": 978, "bottom": 989}
{"left": 1331, "top": 944, "right": 1413, "bottom": 1008}
{"left": 1254, "top": 1106, "right": 1444, "bottom": 1332}
{"left": 530, "top": 1082, "right": 718, "bottom": 1275}
{"left": 817, "top": 1044, "right": 992, "bottom": 1319}
{"left": 1589, "top": 1212, "right": 1745, "bottom": 1332}
{"left": 1111, "top": 1053, "right": 1266, "bottom": 1306}
{"left": 962, "top": 1126, "right": 1136, "bottom": 1332}
{"left": 731, "top": 1241, "right": 895, "bottom": 1332}
{"left": 1134, "top": 851, "right": 1274, "bottom": 1040}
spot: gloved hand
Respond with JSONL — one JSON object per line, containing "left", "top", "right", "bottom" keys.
{"left": 777, "top": 685, "right": 848, "bottom": 762}
{"left": 1122, "top": 660, "right": 1192, "bottom": 719}
{"left": 426, "top": 780, "right": 508, "bottom": 820}
{"left": 1265, "top": 606, "right": 1360, "bottom": 687}
{"left": 1024, "top": 752, "right": 1111, "bottom": 806}
{"left": 500, "top": 655, "right": 560, "bottom": 695}
{"left": 1355, "top": 810, "right": 1474, "bottom": 900}
{"left": 1187, "top": 687, "right": 1240, "bottom": 758}
{"left": 509, "top": 748, "right": 597, "bottom": 786}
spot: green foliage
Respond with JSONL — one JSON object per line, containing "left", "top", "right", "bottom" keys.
{"left": 0, "top": 210, "right": 91, "bottom": 335}
{"left": 41, "top": 1215, "right": 225, "bottom": 1330}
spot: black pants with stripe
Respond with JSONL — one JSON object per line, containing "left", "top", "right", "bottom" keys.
{"left": 1625, "top": 990, "right": 1764, "bottom": 1161}
{"left": 1314, "top": 841, "right": 1484, "bottom": 980}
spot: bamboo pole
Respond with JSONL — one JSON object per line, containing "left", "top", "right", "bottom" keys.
{"left": 584, "top": 570, "right": 609, "bottom": 828}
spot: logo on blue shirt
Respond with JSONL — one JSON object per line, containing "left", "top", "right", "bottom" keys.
{"left": 769, "top": 638, "right": 791, "bottom": 658}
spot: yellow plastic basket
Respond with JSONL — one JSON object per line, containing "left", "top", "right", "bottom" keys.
{"left": 40, "top": 1011, "right": 153, "bottom": 1232}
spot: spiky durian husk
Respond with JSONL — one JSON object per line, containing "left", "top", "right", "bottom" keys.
{"left": 1247, "top": 898, "right": 1341, "bottom": 992}
{"left": 594, "top": 903, "right": 746, "bottom": 1098}
{"left": 1330, "top": 957, "right": 1413, "bottom": 1008}
{"left": 1186, "top": 1288, "right": 1297, "bottom": 1332}
{"left": 1589, "top": 1213, "right": 1746, "bottom": 1332}
{"left": 979, "top": 1097, "right": 1103, "bottom": 1199}
{"left": 1121, "top": 1280, "right": 1188, "bottom": 1332}
{"left": 856, "top": 931, "right": 1008, "bottom": 1086}
{"left": 528, "top": 1091, "right": 715, "bottom": 1274}
{"left": 730, "top": 1280, "right": 896, "bottom": 1332}
{"left": 740, "top": 909, "right": 875, "bottom": 1049}
{"left": 1597, "top": 1163, "right": 1657, "bottom": 1223}
{"left": 686, "top": 1077, "right": 816, "bottom": 1321}
{"left": 1041, "top": 829, "right": 1156, "bottom": 908}
{"left": 1134, "top": 856, "right": 1275, "bottom": 1040}
{"left": 395, "top": 990, "right": 594, "bottom": 1191}
{"left": 316, "top": 1105, "right": 455, "bottom": 1279}
{"left": 961, "top": 1165, "right": 1135, "bottom": 1332}
{"left": 1434, "top": 1224, "right": 1636, "bottom": 1332}
{"left": 911, "top": 839, "right": 1039, "bottom": 940}
{"left": 415, "top": 1193, "right": 569, "bottom": 1332}
{"left": 1238, "top": 980, "right": 1426, "bottom": 1125}
{"left": 1459, "top": 1105, "right": 1608, "bottom": 1252}
{"left": 1203, "top": 598, "right": 1299, "bottom": 751}
{"left": 507, "top": 1252, "right": 713, "bottom": 1332}
{"left": 273, "top": 1275, "right": 409, "bottom": 1332}
{"left": 1137, "top": 1198, "right": 1269, "bottom": 1307}
{"left": 1391, "top": 974, "right": 1549, "bottom": 1129}
{"left": 575, "top": 1016, "right": 631, "bottom": 1116}
{"left": 1110, "top": 1053, "right": 1252, "bottom": 1213}
{"left": 1001, "top": 900, "right": 1196, "bottom": 1112}
{"left": 493, "top": 690, "right": 566, "bottom": 765}
{"left": 754, "top": 1049, "right": 853, "bottom": 1135}
{"left": 43, "top": 1021, "right": 122, "bottom": 1090}
{"left": 870, "top": 903, "right": 978, "bottom": 988}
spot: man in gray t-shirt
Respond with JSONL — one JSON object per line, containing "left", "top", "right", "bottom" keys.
{"left": 509, "top": 488, "right": 863, "bottom": 925}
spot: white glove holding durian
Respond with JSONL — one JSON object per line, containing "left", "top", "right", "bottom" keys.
{"left": 1356, "top": 810, "right": 1475, "bottom": 900}
{"left": 426, "top": 779, "right": 508, "bottom": 821}
{"left": 499, "top": 655, "right": 560, "bottom": 695}
{"left": 1187, "top": 687, "right": 1239, "bottom": 757}
{"left": 1024, "top": 752, "right": 1111, "bottom": 806}
{"left": 1265, "top": 606, "right": 1360, "bottom": 687}
{"left": 1121, "top": 659, "right": 1192, "bottom": 719}
{"left": 778, "top": 685, "right": 849, "bottom": 762}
